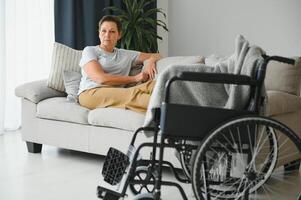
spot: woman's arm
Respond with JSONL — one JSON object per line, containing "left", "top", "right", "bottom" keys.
{"left": 137, "top": 53, "right": 162, "bottom": 79}
{"left": 137, "top": 52, "right": 161, "bottom": 63}
{"left": 84, "top": 60, "right": 149, "bottom": 86}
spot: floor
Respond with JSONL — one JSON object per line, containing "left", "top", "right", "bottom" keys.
{"left": 0, "top": 131, "right": 301, "bottom": 200}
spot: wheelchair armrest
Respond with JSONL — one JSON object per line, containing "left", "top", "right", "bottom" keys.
{"left": 164, "top": 72, "right": 260, "bottom": 103}
{"left": 178, "top": 72, "right": 259, "bottom": 86}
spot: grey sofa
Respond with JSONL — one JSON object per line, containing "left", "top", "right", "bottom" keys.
{"left": 15, "top": 56, "right": 301, "bottom": 168}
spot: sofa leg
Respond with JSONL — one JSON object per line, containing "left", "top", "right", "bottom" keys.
{"left": 26, "top": 142, "right": 42, "bottom": 153}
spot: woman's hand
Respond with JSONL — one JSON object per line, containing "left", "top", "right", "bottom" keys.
{"left": 134, "top": 71, "right": 149, "bottom": 83}
{"left": 137, "top": 53, "right": 161, "bottom": 80}
{"left": 143, "top": 60, "right": 158, "bottom": 80}
{"left": 144, "top": 54, "right": 161, "bottom": 79}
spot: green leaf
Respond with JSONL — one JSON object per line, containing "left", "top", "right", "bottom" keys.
{"left": 156, "top": 35, "right": 163, "bottom": 40}
{"left": 136, "top": 27, "right": 143, "bottom": 49}
{"left": 144, "top": 17, "right": 156, "bottom": 25}
{"left": 156, "top": 21, "right": 169, "bottom": 32}
{"left": 124, "top": 30, "right": 133, "bottom": 49}
{"left": 142, "top": 0, "right": 156, "bottom": 9}
{"left": 138, "top": 0, "right": 147, "bottom": 10}
{"left": 122, "top": 21, "right": 130, "bottom": 33}
{"left": 156, "top": 8, "right": 167, "bottom": 18}
{"left": 142, "top": 8, "right": 159, "bottom": 18}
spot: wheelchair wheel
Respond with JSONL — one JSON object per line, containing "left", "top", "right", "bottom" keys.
{"left": 129, "top": 166, "right": 156, "bottom": 195}
{"left": 192, "top": 116, "right": 301, "bottom": 200}
{"left": 132, "top": 193, "right": 154, "bottom": 200}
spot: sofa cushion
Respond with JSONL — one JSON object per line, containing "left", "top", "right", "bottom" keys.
{"left": 47, "top": 42, "right": 82, "bottom": 92}
{"left": 265, "top": 57, "right": 301, "bottom": 95}
{"left": 88, "top": 108, "right": 145, "bottom": 131}
{"left": 15, "top": 80, "right": 66, "bottom": 103}
{"left": 266, "top": 90, "right": 301, "bottom": 116}
{"left": 36, "top": 97, "right": 90, "bottom": 124}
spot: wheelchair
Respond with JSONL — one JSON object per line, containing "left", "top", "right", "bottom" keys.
{"left": 97, "top": 54, "right": 301, "bottom": 200}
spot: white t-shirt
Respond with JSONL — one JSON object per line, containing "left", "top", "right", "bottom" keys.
{"left": 78, "top": 46, "right": 140, "bottom": 94}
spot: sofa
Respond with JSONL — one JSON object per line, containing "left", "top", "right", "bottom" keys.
{"left": 15, "top": 43, "right": 301, "bottom": 168}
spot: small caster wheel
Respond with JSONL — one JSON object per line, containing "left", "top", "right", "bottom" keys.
{"left": 133, "top": 193, "right": 155, "bottom": 200}
{"left": 129, "top": 166, "right": 156, "bottom": 195}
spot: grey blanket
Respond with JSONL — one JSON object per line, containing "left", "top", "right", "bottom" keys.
{"left": 143, "top": 35, "right": 264, "bottom": 129}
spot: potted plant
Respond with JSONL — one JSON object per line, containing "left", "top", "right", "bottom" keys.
{"left": 104, "top": 0, "right": 168, "bottom": 52}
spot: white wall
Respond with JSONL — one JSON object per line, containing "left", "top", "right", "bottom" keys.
{"left": 167, "top": 0, "right": 301, "bottom": 57}
{"left": 157, "top": 0, "right": 169, "bottom": 57}
{"left": 0, "top": 0, "right": 5, "bottom": 133}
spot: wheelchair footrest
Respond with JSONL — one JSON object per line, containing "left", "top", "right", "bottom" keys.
{"left": 97, "top": 186, "right": 123, "bottom": 200}
{"left": 102, "top": 147, "right": 129, "bottom": 185}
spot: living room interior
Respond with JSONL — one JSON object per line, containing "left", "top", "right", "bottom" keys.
{"left": 1, "top": 0, "right": 301, "bottom": 200}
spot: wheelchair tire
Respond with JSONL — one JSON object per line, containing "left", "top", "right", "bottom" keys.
{"left": 192, "top": 116, "right": 301, "bottom": 200}
{"left": 129, "top": 166, "right": 156, "bottom": 195}
{"left": 132, "top": 193, "right": 154, "bottom": 200}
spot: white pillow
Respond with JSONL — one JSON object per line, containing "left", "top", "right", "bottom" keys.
{"left": 144, "top": 55, "right": 205, "bottom": 79}
{"left": 47, "top": 42, "right": 82, "bottom": 92}
{"left": 63, "top": 71, "right": 82, "bottom": 102}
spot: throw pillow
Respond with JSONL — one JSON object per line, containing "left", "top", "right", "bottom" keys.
{"left": 143, "top": 55, "right": 205, "bottom": 79}
{"left": 47, "top": 42, "right": 82, "bottom": 92}
{"left": 265, "top": 57, "right": 301, "bottom": 95}
{"left": 63, "top": 71, "right": 82, "bottom": 102}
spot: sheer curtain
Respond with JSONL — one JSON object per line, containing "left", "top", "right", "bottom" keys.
{"left": 0, "top": 0, "right": 54, "bottom": 134}
{"left": 0, "top": 0, "right": 5, "bottom": 134}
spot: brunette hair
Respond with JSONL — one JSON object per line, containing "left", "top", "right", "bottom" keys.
{"left": 98, "top": 15, "right": 122, "bottom": 32}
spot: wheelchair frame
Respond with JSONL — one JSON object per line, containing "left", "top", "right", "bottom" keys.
{"left": 97, "top": 55, "right": 301, "bottom": 200}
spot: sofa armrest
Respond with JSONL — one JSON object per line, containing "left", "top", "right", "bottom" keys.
{"left": 266, "top": 90, "right": 301, "bottom": 116}
{"left": 15, "top": 79, "right": 66, "bottom": 104}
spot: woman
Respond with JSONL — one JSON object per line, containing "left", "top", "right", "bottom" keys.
{"left": 78, "top": 15, "right": 161, "bottom": 113}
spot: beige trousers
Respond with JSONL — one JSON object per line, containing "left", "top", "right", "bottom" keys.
{"left": 79, "top": 80, "right": 155, "bottom": 113}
